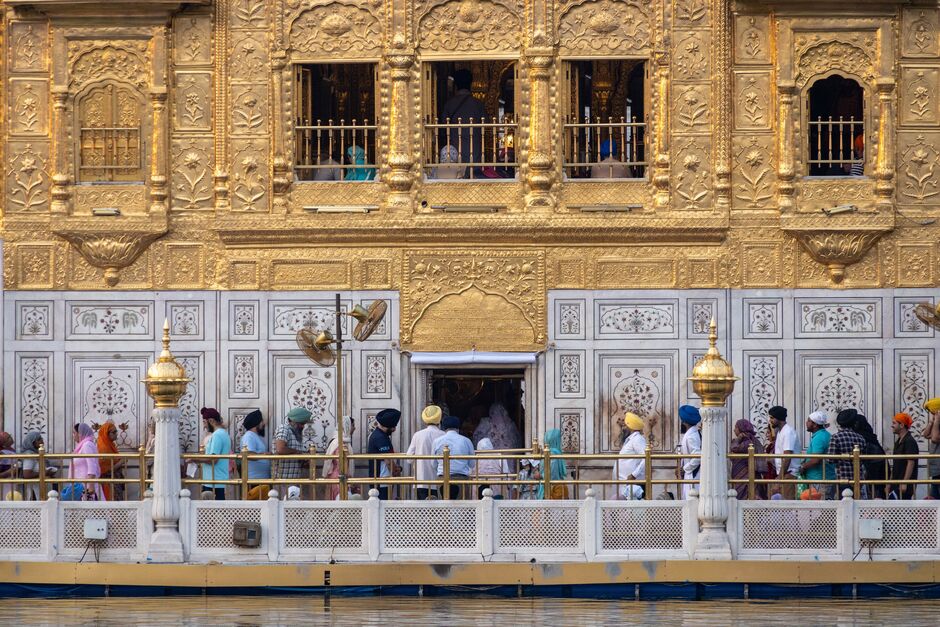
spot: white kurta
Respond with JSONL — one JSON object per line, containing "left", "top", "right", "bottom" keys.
{"left": 614, "top": 431, "right": 647, "bottom": 500}
{"left": 680, "top": 425, "right": 702, "bottom": 500}
{"left": 405, "top": 425, "right": 443, "bottom": 489}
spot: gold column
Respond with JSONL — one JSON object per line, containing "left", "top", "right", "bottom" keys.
{"left": 385, "top": 36, "right": 416, "bottom": 212}
{"left": 652, "top": 51, "right": 670, "bottom": 209}
{"left": 776, "top": 81, "right": 796, "bottom": 212}
{"left": 713, "top": 0, "right": 732, "bottom": 211}
{"left": 50, "top": 87, "right": 70, "bottom": 216}
{"left": 524, "top": 40, "right": 556, "bottom": 211}
{"left": 874, "top": 78, "right": 896, "bottom": 212}
{"left": 271, "top": 51, "right": 290, "bottom": 214}
{"left": 149, "top": 88, "right": 169, "bottom": 216}
{"left": 214, "top": 0, "right": 230, "bottom": 212}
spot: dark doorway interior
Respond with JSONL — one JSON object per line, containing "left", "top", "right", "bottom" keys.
{"left": 429, "top": 369, "right": 525, "bottom": 446}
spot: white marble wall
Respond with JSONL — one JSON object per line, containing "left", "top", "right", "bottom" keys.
{"left": 2, "top": 290, "right": 400, "bottom": 456}
{"left": 547, "top": 289, "right": 939, "bottom": 456}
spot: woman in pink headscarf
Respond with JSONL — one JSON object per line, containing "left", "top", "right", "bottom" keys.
{"left": 69, "top": 423, "right": 104, "bottom": 501}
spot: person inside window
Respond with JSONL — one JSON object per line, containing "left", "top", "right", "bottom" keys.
{"left": 590, "top": 139, "right": 629, "bottom": 179}
{"left": 441, "top": 69, "right": 485, "bottom": 175}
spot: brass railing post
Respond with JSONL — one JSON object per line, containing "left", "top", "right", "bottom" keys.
{"left": 543, "top": 446, "right": 551, "bottom": 499}
{"left": 139, "top": 446, "right": 147, "bottom": 500}
{"left": 644, "top": 445, "right": 653, "bottom": 500}
{"left": 38, "top": 445, "right": 47, "bottom": 499}
{"left": 241, "top": 446, "right": 249, "bottom": 499}
{"left": 338, "top": 442, "right": 348, "bottom": 501}
{"left": 852, "top": 445, "right": 862, "bottom": 498}
{"left": 442, "top": 446, "right": 451, "bottom": 500}
{"left": 308, "top": 444, "right": 317, "bottom": 500}
{"left": 747, "top": 444, "right": 756, "bottom": 501}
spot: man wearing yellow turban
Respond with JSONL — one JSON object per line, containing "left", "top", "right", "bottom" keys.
{"left": 614, "top": 412, "right": 647, "bottom": 500}
{"left": 405, "top": 405, "right": 444, "bottom": 500}
{"left": 922, "top": 398, "right": 940, "bottom": 498}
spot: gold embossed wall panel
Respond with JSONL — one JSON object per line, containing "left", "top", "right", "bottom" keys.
{"left": 228, "top": 2, "right": 270, "bottom": 212}
{"left": 730, "top": 9, "right": 774, "bottom": 212}
{"left": 5, "top": 17, "right": 52, "bottom": 215}
{"left": 670, "top": 0, "right": 713, "bottom": 211}
{"left": 171, "top": 9, "right": 215, "bottom": 213}
{"left": 555, "top": 0, "right": 654, "bottom": 56}
{"left": 415, "top": 0, "right": 522, "bottom": 54}
{"left": 898, "top": 8, "right": 940, "bottom": 213}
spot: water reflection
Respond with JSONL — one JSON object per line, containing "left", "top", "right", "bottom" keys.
{"left": 1, "top": 596, "right": 938, "bottom": 626}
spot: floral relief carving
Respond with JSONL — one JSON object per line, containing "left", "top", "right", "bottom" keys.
{"left": 557, "top": 0, "right": 652, "bottom": 53}
{"left": 174, "top": 16, "right": 212, "bottom": 65}
{"left": 404, "top": 249, "right": 546, "bottom": 347}
{"left": 175, "top": 73, "right": 211, "bottom": 131}
{"left": 813, "top": 368, "right": 864, "bottom": 417}
{"left": 897, "top": 245, "right": 933, "bottom": 286}
{"left": 559, "top": 303, "right": 581, "bottom": 335}
{"left": 599, "top": 304, "right": 675, "bottom": 334}
{"left": 12, "top": 82, "right": 46, "bottom": 135}
{"left": 418, "top": 0, "right": 520, "bottom": 52}
{"left": 229, "top": 35, "right": 268, "bottom": 81}
{"left": 800, "top": 303, "right": 876, "bottom": 334}
{"left": 674, "top": 0, "right": 707, "bottom": 25}
{"left": 6, "top": 143, "right": 50, "bottom": 212}
{"left": 794, "top": 37, "right": 875, "bottom": 89}
{"left": 747, "top": 355, "right": 778, "bottom": 438}
{"left": 900, "top": 356, "right": 930, "bottom": 440}
{"left": 74, "top": 187, "right": 147, "bottom": 215}
{"left": 290, "top": 4, "right": 383, "bottom": 55}
{"left": 171, "top": 139, "right": 214, "bottom": 211}
{"left": 674, "top": 140, "right": 711, "bottom": 209}
{"left": 674, "top": 32, "right": 708, "bottom": 81}
{"left": 20, "top": 357, "right": 50, "bottom": 439}
{"left": 900, "top": 67, "right": 940, "bottom": 126}
{"left": 735, "top": 16, "right": 769, "bottom": 64}
{"left": 559, "top": 354, "right": 581, "bottom": 395}
{"left": 11, "top": 23, "right": 45, "bottom": 72}
{"left": 733, "top": 137, "right": 773, "bottom": 207}
{"left": 231, "top": 86, "right": 267, "bottom": 135}
{"left": 55, "top": 231, "right": 166, "bottom": 287}
{"left": 231, "top": 0, "right": 267, "bottom": 27}
{"left": 904, "top": 10, "right": 940, "bottom": 57}
{"left": 900, "top": 135, "right": 940, "bottom": 202}
{"left": 68, "top": 41, "right": 149, "bottom": 90}
{"left": 735, "top": 74, "right": 769, "bottom": 130}
{"left": 675, "top": 86, "right": 709, "bottom": 131}
{"left": 231, "top": 142, "right": 268, "bottom": 211}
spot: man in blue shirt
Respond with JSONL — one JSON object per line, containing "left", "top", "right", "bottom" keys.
{"left": 240, "top": 409, "right": 270, "bottom": 499}
{"left": 200, "top": 407, "right": 231, "bottom": 500}
{"left": 433, "top": 415, "right": 475, "bottom": 499}
{"left": 367, "top": 408, "right": 401, "bottom": 500}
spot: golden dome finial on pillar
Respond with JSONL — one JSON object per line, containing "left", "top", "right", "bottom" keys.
{"left": 144, "top": 319, "right": 191, "bottom": 408}
{"left": 688, "top": 317, "right": 739, "bottom": 406}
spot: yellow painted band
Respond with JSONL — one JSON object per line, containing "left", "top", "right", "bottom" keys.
{"left": 1, "top": 561, "right": 938, "bottom": 588}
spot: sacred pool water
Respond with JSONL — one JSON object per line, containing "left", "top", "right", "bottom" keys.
{"left": 1, "top": 596, "right": 938, "bottom": 626}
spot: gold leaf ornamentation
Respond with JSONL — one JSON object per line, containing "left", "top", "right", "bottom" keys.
{"left": 54, "top": 230, "right": 167, "bottom": 287}
{"left": 558, "top": 0, "right": 652, "bottom": 53}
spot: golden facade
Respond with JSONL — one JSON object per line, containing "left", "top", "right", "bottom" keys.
{"left": 2, "top": 0, "right": 940, "bottom": 351}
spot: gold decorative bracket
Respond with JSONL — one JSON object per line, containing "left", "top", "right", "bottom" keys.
{"left": 54, "top": 220, "right": 167, "bottom": 287}
{"left": 783, "top": 215, "right": 894, "bottom": 284}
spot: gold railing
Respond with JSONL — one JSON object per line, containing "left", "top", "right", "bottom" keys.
{"left": 294, "top": 120, "right": 377, "bottom": 181}
{"left": 423, "top": 116, "right": 517, "bottom": 180}
{"left": 78, "top": 126, "right": 142, "bottom": 181}
{"left": 562, "top": 116, "right": 647, "bottom": 179}
{"left": 807, "top": 116, "right": 863, "bottom": 173}
{"left": 3, "top": 446, "right": 938, "bottom": 502}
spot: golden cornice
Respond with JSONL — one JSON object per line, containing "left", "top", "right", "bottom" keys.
{"left": 213, "top": 213, "right": 732, "bottom": 248}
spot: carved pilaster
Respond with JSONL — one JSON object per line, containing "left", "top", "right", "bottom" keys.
{"left": 653, "top": 51, "right": 671, "bottom": 209}
{"left": 385, "top": 36, "right": 416, "bottom": 212}
{"left": 524, "top": 41, "right": 556, "bottom": 211}
{"left": 874, "top": 78, "right": 896, "bottom": 212}
{"left": 776, "top": 81, "right": 796, "bottom": 212}
{"left": 713, "top": 0, "right": 732, "bottom": 211}
{"left": 49, "top": 87, "right": 70, "bottom": 216}
{"left": 149, "top": 89, "right": 169, "bottom": 217}
{"left": 271, "top": 51, "right": 290, "bottom": 213}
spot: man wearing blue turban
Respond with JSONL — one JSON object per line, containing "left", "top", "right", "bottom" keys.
{"left": 678, "top": 405, "right": 702, "bottom": 500}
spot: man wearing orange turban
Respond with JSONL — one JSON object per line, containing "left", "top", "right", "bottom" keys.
{"left": 890, "top": 412, "right": 918, "bottom": 499}
{"left": 922, "top": 399, "right": 940, "bottom": 499}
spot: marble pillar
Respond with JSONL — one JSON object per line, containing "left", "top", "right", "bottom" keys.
{"left": 147, "top": 406, "right": 184, "bottom": 562}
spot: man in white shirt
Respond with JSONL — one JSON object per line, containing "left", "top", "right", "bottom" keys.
{"left": 405, "top": 405, "right": 444, "bottom": 500}
{"left": 769, "top": 405, "right": 801, "bottom": 499}
{"left": 615, "top": 412, "right": 647, "bottom": 500}
{"left": 678, "top": 405, "right": 702, "bottom": 500}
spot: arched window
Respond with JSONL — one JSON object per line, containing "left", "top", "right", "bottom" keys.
{"left": 77, "top": 83, "right": 145, "bottom": 183}
{"left": 807, "top": 75, "right": 865, "bottom": 176}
